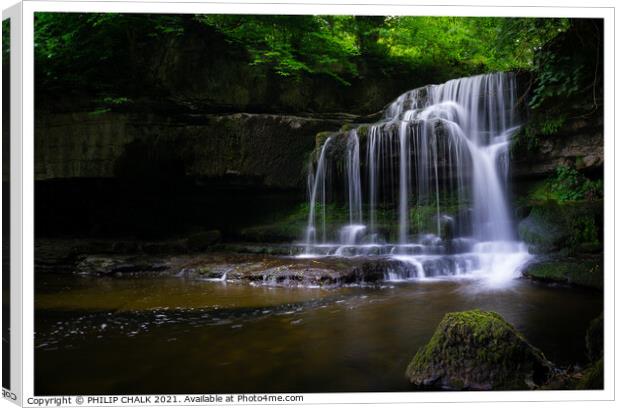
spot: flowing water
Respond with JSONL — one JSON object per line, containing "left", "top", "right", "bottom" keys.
{"left": 34, "top": 72, "right": 602, "bottom": 395}
{"left": 303, "top": 73, "right": 530, "bottom": 286}
{"left": 35, "top": 274, "right": 602, "bottom": 395}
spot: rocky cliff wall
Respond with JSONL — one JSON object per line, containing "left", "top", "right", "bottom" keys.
{"left": 35, "top": 112, "right": 345, "bottom": 189}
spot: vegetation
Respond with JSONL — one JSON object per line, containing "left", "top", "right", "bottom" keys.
{"left": 525, "top": 165, "right": 603, "bottom": 204}
{"left": 512, "top": 19, "right": 603, "bottom": 156}
{"left": 34, "top": 13, "right": 568, "bottom": 100}
{"left": 548, "top": 165, "right": 603, "bottom": 202}
{"left": 2, "top": 19, "right": 9, "bottom": 64}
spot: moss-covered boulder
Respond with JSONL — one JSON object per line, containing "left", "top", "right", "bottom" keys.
{"left": 406, "top": 310, "right": 554, "bottom": 390}
{"left": 522, "top": 256, "right": 603, "bottom": 290}
{"left": 576, "top": 358, "right": 604, "bottom": 390}
{"left": 586, "top": 313, "right": 604, "bottom": 362}
{"left": 517, "top": 200, "right": 602, "bottom": 254}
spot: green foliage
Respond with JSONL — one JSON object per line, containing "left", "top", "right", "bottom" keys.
{"left": 2, "top": 19, "right": 9, "bottom": 65}
{"left": 34, "top": 13, "right": 185, "bottom": 93}
{"left": 528, "top": 19, "right": 602, "bottom": 112}
{"left": 511, "top": 114, "right": 566, "bottom": 155}
{"left": 529, "top": 52, "right": 582, "bottom": 109}
{"left": 568, "top": 216, "right": 599, "bottom": 247}
{"left": 379, "top": 17, "right": 567, "bottom": 73}
{"left": 539, "top": 115, "right": 566, "bottom": 135}
{"left": 549, "top": 165, "right": 603, "bottom": 202}
{"left": 34, "top": 13, "right": 569, "bottom": 95}
{"left": 194, "top": 15, "right": 360, "bottom": 84}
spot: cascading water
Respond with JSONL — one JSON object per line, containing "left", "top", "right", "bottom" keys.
{"left": 301, "top": 72, "right": 530, "bottom": 285}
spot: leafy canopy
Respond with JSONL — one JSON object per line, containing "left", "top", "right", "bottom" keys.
{"left": 33, "top": 13, "right": 568, "bottom": 94}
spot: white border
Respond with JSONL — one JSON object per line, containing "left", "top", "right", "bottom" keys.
{"left": 3, "top": 0, "right": 618, "bottom": 406}
{"left": 2, "top": 3, "right": 23, "bottom": 406}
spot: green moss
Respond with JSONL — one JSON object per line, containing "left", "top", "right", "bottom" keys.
{"left": 518, "top": 200, "right": 602, "bottom": 253}
{"left": 339, "top": 123, "right": 355, "bottom": 132}
{"left": 315, "top": 131, "right": 333, "bottom": 148}
{"left": 576, "top": 358, "right": 603, "bottom": 390}
{"left": 586, "top": 313, "right": 604, "bottom": 362}
{"left": 356, "top": 125, "right": 370, "bottom": 143}
{"left": 511, "top": 109, "right": 566, "bottom": 156}
{"left": 197, "top": 266, "right": 212, "bottom": 275}
{"left": 523, "top": 257, "right": 603, "bottom": 290}
{"left": 407, "top": 309, "right": 552, "bottom": 390}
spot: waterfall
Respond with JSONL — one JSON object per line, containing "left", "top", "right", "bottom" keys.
{"left": 305, "top": 136, "right": 332, "bottom": 252}
{"left": 300, "top": 72, "right": 530, "bottom": 284}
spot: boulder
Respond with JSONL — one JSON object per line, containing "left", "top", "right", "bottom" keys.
{"left": 518, "top": 201, "right": 602, "bottom": 254}
{"left": 406, "top": 310, "right": 554, "bottom": 390}
{"left": 576, "top": 358, "right": 604, "bottom": 390}
{"left": 586, "top": 313, "right": 604, "bottom": 362}
{"left": 521, "top": 256, "right": 603, "bottom": 290}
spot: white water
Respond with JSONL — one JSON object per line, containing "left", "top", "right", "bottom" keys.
{"left": 302, "top": 72, "right": 530, "bottom": 287}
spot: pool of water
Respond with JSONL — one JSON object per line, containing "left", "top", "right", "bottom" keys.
{"left": 35, "top": 273, "right": 602, "bottom": 395}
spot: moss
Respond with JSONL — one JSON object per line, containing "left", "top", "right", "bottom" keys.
{"left": 315, "top": 131, "right": 333, "bottom": 148}
{"left": 511, "top": 113, "right": 566, "bottom": 156}
{"left": 357, "top": 125, "right": 369, "bottom": 137}
{"left": 196, "top": 266, "right": 215, "bottom": 276}
{"left": 339, "top": 123, "right": 355, "bottom": 132}
{"left": 407, "top": 309, "right": 552, "bottom": 390}
{"left": 576, "top": 358, "right": 603, "bottom": 390}
{"left": 586, "top": 313, "right": 604, "bottom": 362}
{"left": 522, "top": 257, "right": 603, "bottom": 290}
{"left": 518, "top": 200, "right": 602, "bottom": 254}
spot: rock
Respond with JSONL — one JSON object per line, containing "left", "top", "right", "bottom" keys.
{"left": 75, "top": 255, "right": 169, "bottom": 275}
{"left": 576, "top": 358, "right": 604, "bottom": 390}
{"left": 35, "top": 112, "right": 343, "bottom": 189}
{"left": 518, "top": 204, "right": 569, "bottom": 253}
{"left": 518, "top": 201, "right": 602, "bottom": 254}
{"left": 522, "top": 256, "right": 603, "bottom": 290}
{"left": 586, "top": 313, "right": 604, "bottom": 362}
{"left": 406, "top": 309, "right": 554, "bottom": 390}
{"left": 512, "top": 118, "right": 603, "bottom": 180}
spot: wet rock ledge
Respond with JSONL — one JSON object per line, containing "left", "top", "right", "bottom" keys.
{"left": 50, "top": 250, "right": 411, "bottom": 287}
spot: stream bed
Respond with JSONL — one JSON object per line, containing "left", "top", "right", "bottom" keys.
{"left": 35, "top": 271, "right": 602, "bottom": 395}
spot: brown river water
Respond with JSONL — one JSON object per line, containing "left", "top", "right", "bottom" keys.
{"left": 35, "top": 273, "right": 602, "bottom": 395}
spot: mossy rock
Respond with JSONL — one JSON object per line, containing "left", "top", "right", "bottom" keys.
{"left": 406, "top": 309, "right": 554, "bottom": 390}
{"left": 576, "top": 358, "right": 603, "bottom": 390}
{"left": 522, "top": 256, "right": 603, "bottom": 290}
{"left": 518, "top": 200, "right": 602, "bottom": 254}
{"left": 586, "top": 313, "right": 604, "bottom": 362}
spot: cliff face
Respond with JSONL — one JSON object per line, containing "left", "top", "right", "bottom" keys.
{"left": 34, "top": 24, "right": 423, "bottom": 192}
{"left": 512, "top": 115, "right": 604, "bottom": 179}
{"left": 33, "top": 19, "right": 604, "bottom": 239}
{"left": 36, "top": 112, "right": 346, "bottom": 189}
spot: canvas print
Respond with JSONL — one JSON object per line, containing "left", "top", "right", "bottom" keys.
{"left": 32, "top": 13, "right": 604, "bottom": 394}
{"left": 2, "top": 16, "right": 10, "bottom": 392}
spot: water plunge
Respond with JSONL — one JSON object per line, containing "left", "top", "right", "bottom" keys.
{"left": 302, "top": 72, "right": 530, "bottom": 285}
